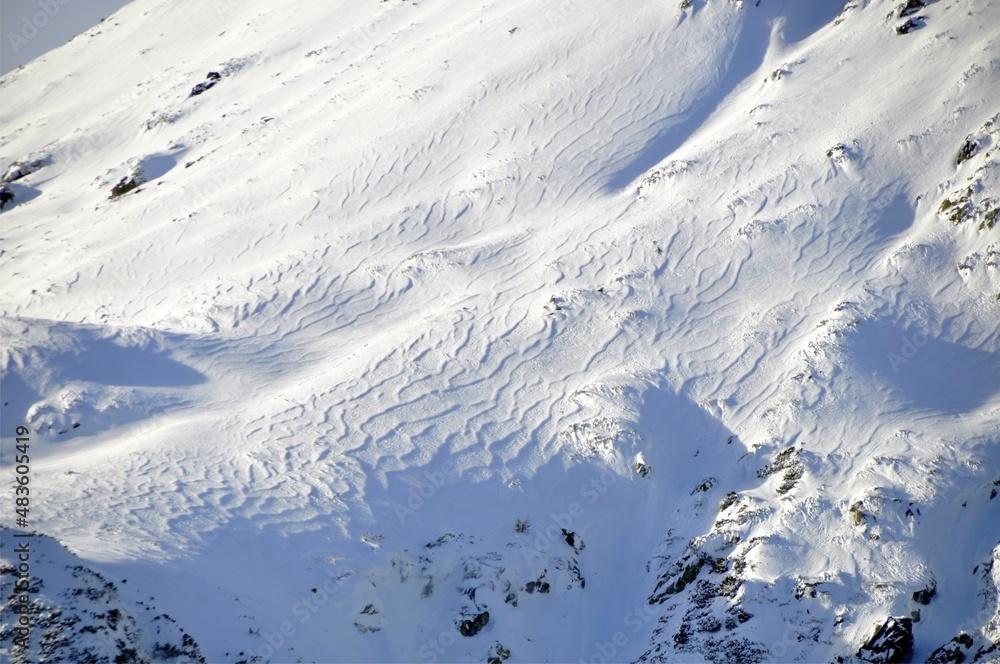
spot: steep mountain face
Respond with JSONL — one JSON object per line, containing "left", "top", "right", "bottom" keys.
{"left": 1, "top": 0, "right": 998, "bottom": 662}
{"left": 0, "top": 528, "right": 205, "bottom": 663}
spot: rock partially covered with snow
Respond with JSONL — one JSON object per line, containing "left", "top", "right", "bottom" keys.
{"left": 0, "top": 529, "right": 204, "bottom": 663}
{"left": 927, "top": 632, "right": 975, "bottom": 663}
{"left": 110, "top": 163, "right": 147, "bottom": 199}
{"left": 189, "top": 71, "right": 221, "bottom": 97}
{"left": 857, "top": 616, "right": 914, "bottom": 663}
{"left": 1, "top": 159, "right": 44, "bottom": 184}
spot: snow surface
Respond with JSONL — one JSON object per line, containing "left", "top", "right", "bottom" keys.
{"left": 1, "top": 0, "right": 999, "bottom": 662}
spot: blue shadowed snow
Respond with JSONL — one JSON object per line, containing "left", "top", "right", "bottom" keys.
{"left": 55, "top": 338, "right": 205, "bottom": 388}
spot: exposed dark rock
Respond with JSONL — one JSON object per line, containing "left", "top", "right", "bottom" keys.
{"left": 688, "top": 579, "right": 716, "bottom": 610}
{"left": 757, "top": 446, "right": 799, "bottom": 479}
{"left": 730, "top": 606, "right": 753, "bottom": 624}
{"left": 895, "top": 17, "right": 924, "bottom": 34}
{"left": 849, "top": 500, "right": 869, "bottom": 526}
{"left": 717, "top": 576, "right": 741, "bottom": 598}
{"left": 957, "top": 138, "right": 980, "bottom": 165}
{"left": 525, "top": 578, "right": 550, "bottom": 594}
{"left": 649, "top": 556, "right": 706, "bottom": 604}
{"left": 856, "top": 616, "right": 913, "bottom": 663}
{"left": 795, "top": 580, "right": 820, "bottom": 600}
{"left": 426, "top": 532, "right": 459, "bottom": 548}
{"left": 696, "top": 615, "right": 721, "bottom": 633}
{"left": 719, "top": 491, "right": 739, "bottom": 512}
{"left": 560, "top": 558, "right": 586, "bottom": 589}
{"left": 692, "top": 477, "right": 716, "bottom": 494}
{"left": 711, "top": 637, "right": 769, "bottom": 664}
{"left": 487, "top": 641, "right": 511, "bottom": 664}
{"left": 110, "top": 167, "right": 147, "bottom": 199}
{"left": 190, "top": 71, "right": 223, "bottom": 97}
{"left": 2, "top": 159, "right": 44, "bottom": 184}
{"left": 827, "top": 144, "right": 850, "bottom": 163}
{"left": 561, "top": 529, "right": 584, "bottom": 553}
{"left": 458, "top": 611, "right": 490, "bottom": 637}
{"left": 899, "top": 0, "right": 926, "bottom": 17}
{"left": 912, "top": 582, "right": 936, "bottom": 605}
{"left": 710, "top": 557, "right": 729, "bottom": 574}
{"left": 938, "top": 194, "right": 973, "bottom": 225}
{"left": 0, "top": 528, "right": 205, "bottom": 662}
{"left": 190, "top": 82, "right": 215, "bottom": 96}
{"left": 972, "top": 640, "right": 999, "bottom": 662}
{"left": 757, "top": 447, "right": 804, "bottom": 494}
{"left": 152, "top": 642, "right": 186, "bottom": 659}
{"left": 777, "top": 465, "right": 803, "bottom": 494}
{"left": 927, "top": 632, "right": 974, "bottom": 663}
{"left": 938, "top": 179, "right": 997, "bottom": 231}
{"left": 0, "top": 186, "right": 14, "bottom": 211}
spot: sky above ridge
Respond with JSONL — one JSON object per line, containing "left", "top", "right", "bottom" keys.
{"left": 1, "top": 0, "right": 132, "bottom": 75}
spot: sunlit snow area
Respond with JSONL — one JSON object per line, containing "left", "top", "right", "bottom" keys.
{"left": 1, "top": 0, "right": 999, "bottom": 662}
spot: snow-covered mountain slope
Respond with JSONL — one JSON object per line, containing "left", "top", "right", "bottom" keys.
{"left": 0, "top": 527, "right": 205, "bottom": 662}
{"left": 2, "top": 0, "right": 999, "bottom": 661}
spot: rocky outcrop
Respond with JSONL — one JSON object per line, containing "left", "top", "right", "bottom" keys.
{"left": 0, "top": 529, "right": 204, "bottom": 663}
{"left": 856, "top": 616, "right": 913, "bottom": 663}
{"left": 458, "top": 611, "right": 489, "bottom": 637}
{"left": 0, "top": 186, "right": 14, "bottom": 211}
{"left": 189, "top": 71, "right": 222, "bottom": 97}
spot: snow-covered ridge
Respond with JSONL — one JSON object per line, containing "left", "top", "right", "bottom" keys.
{"left": 1, "top": 0, "right": 998, "bottom": 661}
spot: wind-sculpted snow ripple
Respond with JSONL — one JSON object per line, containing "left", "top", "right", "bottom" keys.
{"left": 2, "top": 0, "right": 1000, "bottom": 661}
